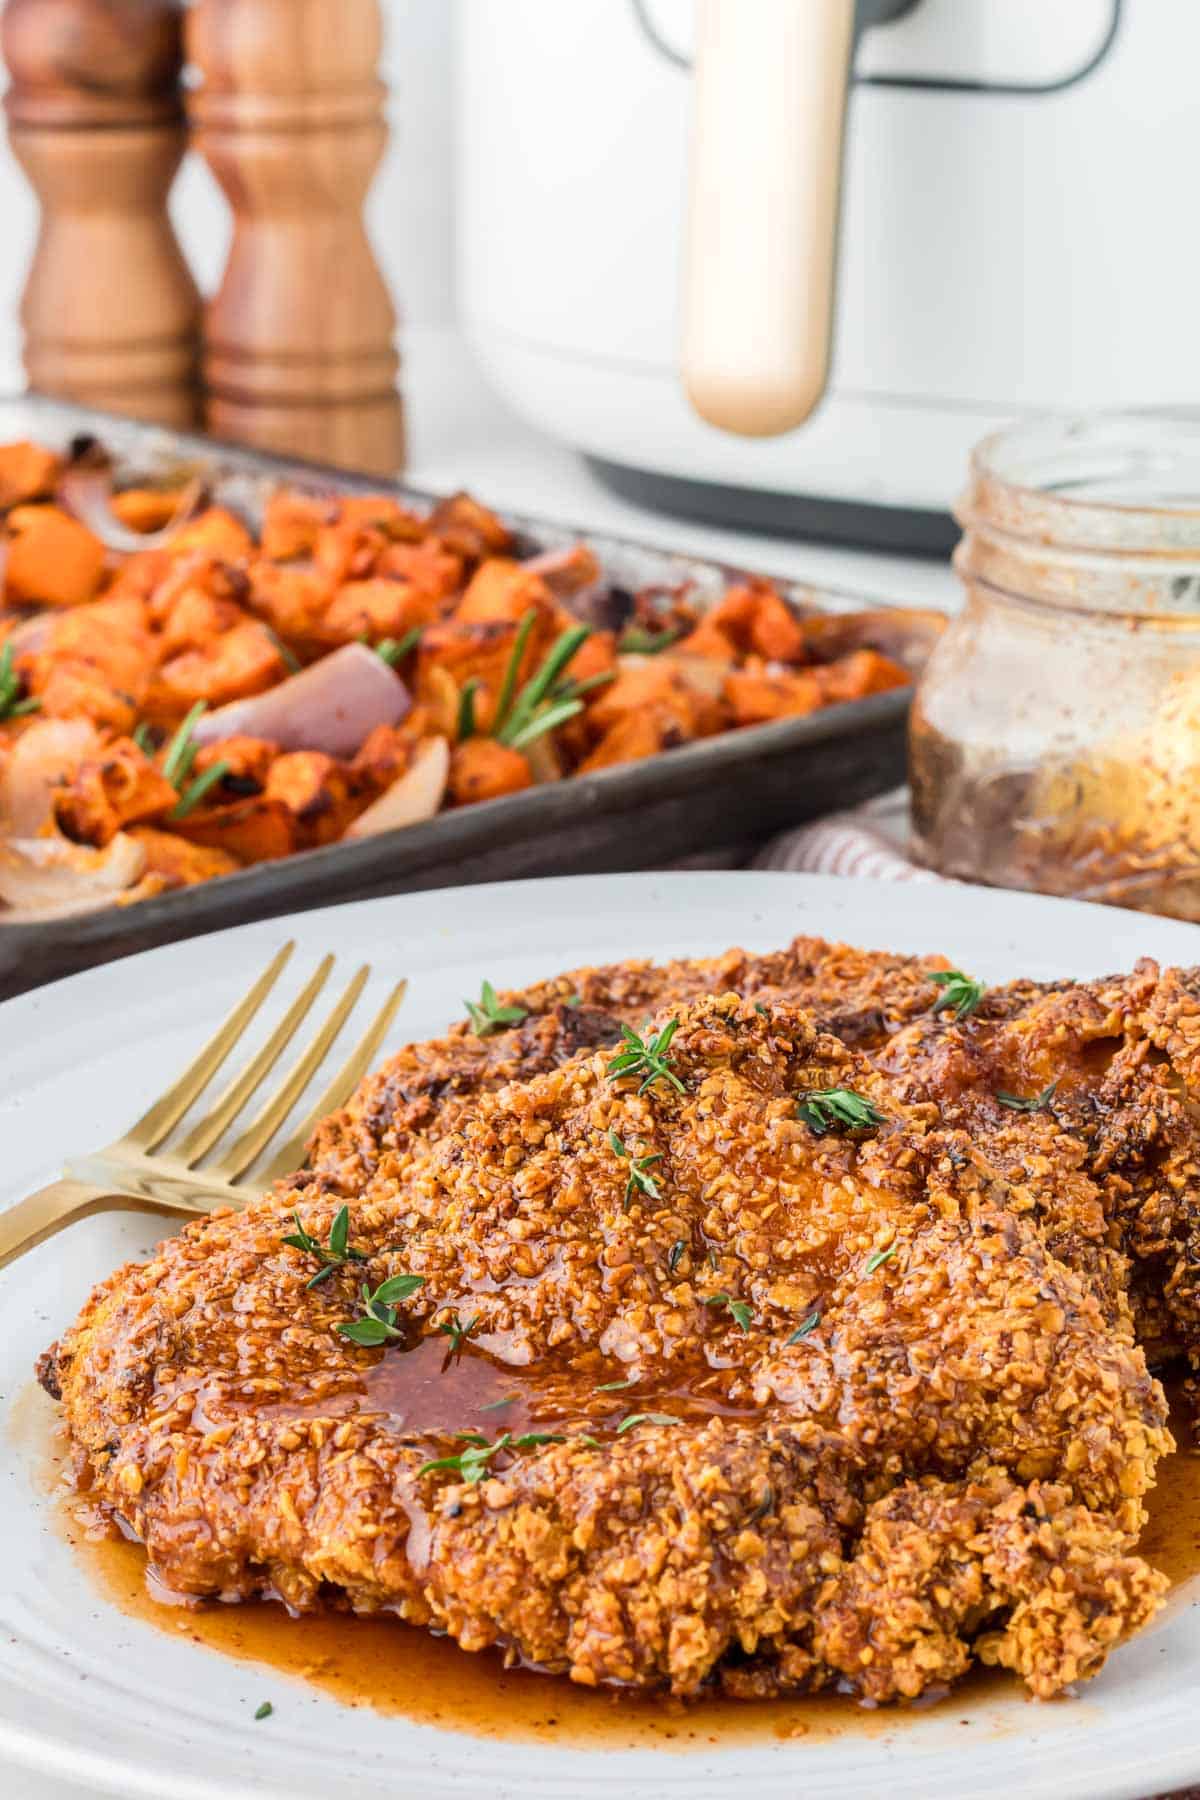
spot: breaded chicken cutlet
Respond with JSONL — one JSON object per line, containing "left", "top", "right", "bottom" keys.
{"left": 42, "top": 994, "right": 1169, "bottom": 1703}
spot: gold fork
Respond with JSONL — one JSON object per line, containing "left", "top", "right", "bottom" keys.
{"left": 0, "top": 943, "right": 407, "bottom": 1271}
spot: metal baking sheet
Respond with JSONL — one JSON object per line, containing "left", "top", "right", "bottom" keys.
{"left": 0, "top": 397, "right": 939, "bottom": 995}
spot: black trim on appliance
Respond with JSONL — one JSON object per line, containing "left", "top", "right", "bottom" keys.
{"left": 631, "top": 0, "right": 1124, "bottom": 98}
{"left": 585, "top": 456, "right": 958, "bottom": 559}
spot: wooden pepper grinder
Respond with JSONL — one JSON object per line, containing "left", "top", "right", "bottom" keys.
{"left": 2, "top": 0, "right": 200, "bottom": 427}
{"left": 187, "top": 0, "right": 404, "bottom": 475}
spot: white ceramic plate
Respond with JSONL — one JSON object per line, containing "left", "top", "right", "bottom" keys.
{"left": 1, "top": 872, "right": 1198, "bottom": 1800}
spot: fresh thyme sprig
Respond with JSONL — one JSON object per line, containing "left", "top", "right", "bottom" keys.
{"left": 615, "top": 1411, "right": 680, "bottom": 1434}
{"left": 703, "top": 1291, "right": 754, "bottom": 1332}
{"left": 337, "top": 1272, "right": 425, "bottom": 1346}
{"left": 607, "top": 1128, "right": 662, "bottom": 1208}
{"left": 797, "top": 1087, "right": 885, "bottom": 1135}
{"left": 437, "top": 1310, "right": 481, "bottom": 1353}
{"left": 418, "top": 1429, "right": 565, "bottom": 1483}
{"left": 606, "top": 1019, "right": 685, "bottom": 1095}
{"left": 281, "top": 1204, "right": 368, "bottom": 1289}
{"left": 996, "top": 1082, "right": 1058, "bottom": 1113}
{"left": 0, "top": 640, "right": 40, "bottom": 722}
{"left": 929, "top": 969, "right": 986, "bottom": 1019}
{"left": 464, "top": 978, "right": 528, "bottom": 1037}
{"left": 786, "top": 1309, "right": 821, "bottom": 1344}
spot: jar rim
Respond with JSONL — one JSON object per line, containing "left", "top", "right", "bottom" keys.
{"left": 964, "top": 410, "right": 1200, "bottom": 556}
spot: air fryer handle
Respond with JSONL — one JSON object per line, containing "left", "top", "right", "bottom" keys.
{"left": 682, "top": 0, "right": 909, "bottom": 439}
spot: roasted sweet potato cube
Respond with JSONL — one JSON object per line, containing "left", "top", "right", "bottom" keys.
{"left": 447, "top": 737, "right": 533, "bottom": 807}
{"left": 260, "top": 490, "right": 334, "bottom": 561}
{"left": 377, "top": 537, "right": 465, "bottom": 603}
{"left": 193, "top": 734, "right": 278, "bottom": 786}
{"left": 323, "top": 578, "right": 437, "bottom": 646}
{"left": 125, "top": 826, "right": 241, "bottom": 887}
{"left": 0, "top": 440, "right": 60, "bottom": 508}
{"left": 815, "top": 648, "right": 911, "bottom": 703}
{"left": 6, "top": 505, "right": 105, "bottom": 607}
{"left": 456, "top": 559, "right": 551, "bottom": 625}
{"left": 563, "top": 628, "right": 616, "bottom": 691}
{"left": 426, "top": 491, "right": 513, "bottom": 560}
{"left": 53, "top": 738, "right": 177, "bottom": 845}
{"left": 148, "top": 620, "right": 287, "bottom": 720}
{"left": 587, "top": 659, "right": 693, "bottom": 733}
{"left": 111, "top": 488, "right": 190, "bottom": 535}
{"left": 747, "top": 587, "right": 807, "bottom": 663}
{"left": 577, "top": 712, "right": 668, "bottom": 772}
{"left": 417, "top": 615, "right": 550, "bottom": 703}
{"left": 673, "top": 617, "right": 738, "bottom": 662}
{"left": 246, "top": 560, "right": 333, "bottom": 652}
{"left": 336, "top": 495, "right": 424, "bottom": 541}
{"left": 156, "top": 585, "right": 247, "bottom": 658}
{"left": 166, "top": 506, "right": 254, "bottom": 561}
{"left": 264, "top": 751, "right": 355, "bottom": 846}
{"left": 723, "top": 667, "right": 824, "bottom": 726}
{"left": 169, "top": 795, "right": 295, "bottom": 864}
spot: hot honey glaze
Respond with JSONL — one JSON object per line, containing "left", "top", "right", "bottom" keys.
{"left": 18, "top": 1379, "right": 1200, "bottom": 1750}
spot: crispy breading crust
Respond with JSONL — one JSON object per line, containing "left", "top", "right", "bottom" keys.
{"left": 43, "top": 993, "right": 1169, "bottom": 1703}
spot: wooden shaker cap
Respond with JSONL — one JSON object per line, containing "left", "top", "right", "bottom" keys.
{"left": 3, "top": 0, "right": 186, "bottom": 130}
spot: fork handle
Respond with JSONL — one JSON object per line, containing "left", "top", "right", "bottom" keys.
{"left": 0, "top": 1178, "right": 162, "bottom": 1272}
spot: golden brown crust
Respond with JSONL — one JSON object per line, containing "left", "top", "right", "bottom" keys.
{"left": 46, "top": 991, "right": 1170, "bottom": 1703}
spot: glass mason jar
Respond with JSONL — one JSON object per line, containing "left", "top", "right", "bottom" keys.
{"left": 910, "top": 413, "right": 1200, "bottom": 920}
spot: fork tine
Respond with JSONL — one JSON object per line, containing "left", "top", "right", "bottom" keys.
{"left": 205, "top": 965, "right": 371, "bottom": 1183}
{"left": 173, "top": 955, "right": 335, "bottom": 1166}
{"left": 260, "top": 976, "right": 408, "bottom": 1184}
{"left": 119, "top": 942, "right": 295, "bottom": 1154}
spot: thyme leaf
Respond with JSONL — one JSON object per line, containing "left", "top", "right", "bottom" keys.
{"left": 606, "top": 1018, "right": 685, "bottom": 1096}
{"left": 929, "top": 968, "right": 986, "bottom": 1019}
{"left": 996, "top": 1082, "right": 1058, "bottom": 1113}
{"left": 607, "top": 1128, "right": 663, "bottom": 1207}
{"left": 797, "top": 1087, "right": 885, "bottom": 1136}
{"left": 464, "top": 978, "right": 528, "bottom": 1037}
{"left": 704, "top": 1291, "right": 754, "bottom": 1332}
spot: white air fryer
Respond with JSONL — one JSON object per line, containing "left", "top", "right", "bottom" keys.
{"left": 456, "top": 0, "right": 1187, "bottom": 552}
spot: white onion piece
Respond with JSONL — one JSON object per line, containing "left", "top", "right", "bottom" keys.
{"left": 0, "top": 831, "right": 145, "bottom": 917}
{"left": 670, "top": 655, "right": 729, "bottom": 699}
{"left": 0, "top": 717, "right": 99, "bottom": 837}
{"left": 58, "top": 466, "right": 205, "bottom": 553}
{"left": 344, "top": 735, "right": 449, "bottom": 840}
{"left": 191, "top": 644, "right": 411, "bottom": 759}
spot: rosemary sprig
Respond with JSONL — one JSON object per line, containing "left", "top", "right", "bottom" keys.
{"left": 0, "top": 641, "right": 40, "bottom": 722}
{"left": 786, "top": 1309, "right": 821, "bottom": 1344}
{"left": 617, "top": 623, "right": 682, "bottom": 656}
{"left": 161, "top": 699, "right": 208, "bottom": 789}
{"left": 456, "top": 677, "right": 480, "bottom": 740}
{"left": 375, "top": 626, "right": 423, "bottom": 667}
{"left": 132, "top": 721, "right": 156, "bottom": 754}
{"left": 437, "top": 1310, "right": 481, "bottom": 1353}
{"left": 996, "top": 1082, "right": 1058, "bottom": 1113}
{"left": 464, "top": 978, "right": 528, "bottom": 1037}
{"left": 606, "top": 1019, "right": 685, "bottom": 1095}
{"left": 704, "top": 1291, "right": 754, "bottom": 1332}
{"left": 797, "top": 1087, "right": 885, "bottom": 1136}
{"left": 929, "top": 969, "right": 986, "bottom": 1019}
{"left": 607, "top": 1128, "right": 662, "bottom": 1207}
{"left": 418, "top": 1429, "right": 565, "bottom": 1483}
{"left": 281, "top": 1204, "right": 368, "bottom": 1289}
{"left": 337, "top": 1272, "right": 425, "bottom": 1346}
{"left": 615, "top": 1411, "right": 680, "bottom": 1434}
{"left": 263, "top": 625, "right": 302, "bottom": 674}
{"left": 494, "top": 615, "right": 592, "bottom": 750}
{"left": 170, "top": 758, "right": 230, "bottom": 820}
{"left": 864, "top": 1244, "right": 898, "bottom": 1276}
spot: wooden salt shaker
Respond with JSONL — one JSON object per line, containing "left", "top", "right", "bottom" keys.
{"left": 187, "top": 0, "right": 404, "bottom": 475}
{"left": 2, "top": 0, "right": 200, "bottom": 427}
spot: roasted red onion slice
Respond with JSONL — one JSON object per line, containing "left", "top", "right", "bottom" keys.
{"left": 0, "top": 831, "right": 145, "bottom": 918}
{"left": 58, "top": 463, "right": 205, "bottom": 553}
{"left": 191, "top": 644, "right": 411, "bottom": 760}
{"left": 344, "top": 735, "right": 449, "bottom": 839}
{"left": 0, "top": 717, "right": 99, "bottom": 837}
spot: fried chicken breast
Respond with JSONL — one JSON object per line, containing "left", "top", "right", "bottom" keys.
{"left": 42, "top": 994, "right": 1170, "bottom": 1704}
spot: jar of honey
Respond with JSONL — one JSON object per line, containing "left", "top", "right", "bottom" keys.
{"left": 910, "top": 413, "right": 1200, "bottom": 919}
